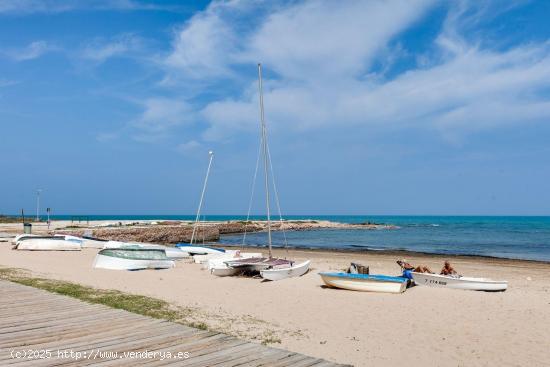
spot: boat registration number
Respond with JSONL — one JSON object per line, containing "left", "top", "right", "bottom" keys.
{"left": 424, "top": 279, "right": 447, "bottom": 285}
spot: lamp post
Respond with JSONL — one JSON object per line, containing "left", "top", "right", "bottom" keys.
{"left": 36, "top": 189, "right": 42, "bottom": 222}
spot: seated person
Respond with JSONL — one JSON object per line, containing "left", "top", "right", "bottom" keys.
{"left": 396, "top": 259, "right": 433, "bottom": 274}
{"left": 440, "top": 260, "right": 459, "bottom": 276}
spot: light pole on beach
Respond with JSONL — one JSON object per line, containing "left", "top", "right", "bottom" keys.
{"left": 36, "top": 189, "right": 42, "bottom": 222}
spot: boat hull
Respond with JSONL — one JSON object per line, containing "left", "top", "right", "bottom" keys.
{"left": 92, "top": 254, "right": 175, "bottom": 270}
{"left": 411, "top": 272, "right": 507, "bottom": 291}
{"left": 175, "top": 244, "right": 225, "bottom": 255}
{"left": 319, "top": 272, "right": 407, "bottom": 293}
{"left": 15, "top": 238, "right": 82, "bottom": 251}
{"left": 260, "top": 260, "right": 311, "bottom": 281}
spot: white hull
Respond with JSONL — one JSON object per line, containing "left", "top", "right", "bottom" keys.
{"left": 103, "top": 241, "right": 189, "bottom": 259}
{"left": 164, "top": 247, "right": 190, "bottom": 259}
{"left": 92, "top": 253, "right": 175, "bottom": 270}
{"left": 320, "top": 273, "right": 407, "bottom": 293}
{"left": 12, "top": 234, "right": 40, "bottom": 244}
{"left": 14, "top": 238, "right": 82, "bottom": 251}
{"left": 411, "top": 272, "right": 507, "bottom": 291}
{"left": 208, "top": 253, "right": 264, "bottom": 276}
{"left": 176, "top": 244, "right": 225, "bottom": 255}
{"left": 198, "top": 251, "right": 263, "bottom": 266}
{"left": 211, "top": 266, "right": 241, "bottom": 277}
{"left": 260, "top": 260, "right": 311, "bottom": 281}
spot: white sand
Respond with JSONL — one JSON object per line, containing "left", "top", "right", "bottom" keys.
{"left": 1, "top": 244, "right": 549, "bottom": 366}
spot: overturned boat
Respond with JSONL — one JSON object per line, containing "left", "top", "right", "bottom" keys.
{"left": 104, "top": 241, "right": 189, "bottom": 260}
{"left": 411, "top": 272, "right": 507, "bottom": 291}
{"left": 93, "top": 247, "right": 175, "bottom": 270}
{"left": 319, "top": 272, "right": 408, "bottom": 294}
{"left": 13, "top": 235, "right": 82, "bottom": 251}
{"left": 175, "top": 243, "right": 225, "bottom": 256}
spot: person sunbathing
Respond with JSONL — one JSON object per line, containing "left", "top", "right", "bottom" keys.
{"left": 440, "top": 260, "right": 459, "bottom": 276}
{"left": 396, "top": 259, "right": 433, "bottom": 273}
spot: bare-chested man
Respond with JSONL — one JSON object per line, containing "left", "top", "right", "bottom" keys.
{"left": 396, "top": 259, "right": 433, "bottom": 273}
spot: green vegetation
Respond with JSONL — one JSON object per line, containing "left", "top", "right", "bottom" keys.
{"left": 0, "top": 215, "right": 23, "bottom": 223}
{"left": 0, "top": 267, "right": 207, "bottom": 329}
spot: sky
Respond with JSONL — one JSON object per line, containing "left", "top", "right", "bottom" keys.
{"left": 0, "top": 0, "right": 549, "bottom": 216}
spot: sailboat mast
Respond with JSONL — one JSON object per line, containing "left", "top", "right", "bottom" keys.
{"left": 257, "top": 63, "right": 272, "bottom": 258}
{"left": 190, "top": 150, "right": 214, "bottom": 245}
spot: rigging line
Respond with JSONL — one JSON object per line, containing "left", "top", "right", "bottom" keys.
{"left": 266, "top": 140, "right": 289, "bottom": 251}
{"left": 242, "top": 139, "right": 262, "bottom": 247}
{"left": 190, "top": 151, "right": 214, "bottom": 245}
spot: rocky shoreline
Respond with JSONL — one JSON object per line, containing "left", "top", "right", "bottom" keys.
{"left": 54, "top": 220, "right": 397, "bottom": 245}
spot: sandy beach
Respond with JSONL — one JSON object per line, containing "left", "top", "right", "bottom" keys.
{"left": 1, "top": 239, "right": 549, "bottom": 366}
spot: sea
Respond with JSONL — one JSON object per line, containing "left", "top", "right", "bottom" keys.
{"left": 43, "top": 215, "right": 550, "bottom": 262}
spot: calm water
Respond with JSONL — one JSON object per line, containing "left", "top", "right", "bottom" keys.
{"left": 44, "top": 215, "right": 550, "bottom": 262}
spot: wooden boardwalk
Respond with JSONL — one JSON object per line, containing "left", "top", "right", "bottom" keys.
{"left": 0, "top": 280, "right": 347, "bottom": 366}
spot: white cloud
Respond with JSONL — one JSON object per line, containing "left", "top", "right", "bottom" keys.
{"left": 80, "top": 34, "right": 143, "bottom": 63}
{"left": 160, "top": 0, "right": 550, "bottom": 143}
{"left": 5, "top": 41, "right": 55, "bottom": 61}
{"left": 130, "top": 98, "right": 194, "bottom": 141}
{"left": 176, "top": 140, "right": 201, "bottom": 154}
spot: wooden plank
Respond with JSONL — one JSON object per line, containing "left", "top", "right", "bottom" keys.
{"left": 0, "top": 280, "right": 345, "bottom": 367}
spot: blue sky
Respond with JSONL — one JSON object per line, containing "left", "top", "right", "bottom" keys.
{"left": 0, "top": 0, "right": 549, "bottom": 216}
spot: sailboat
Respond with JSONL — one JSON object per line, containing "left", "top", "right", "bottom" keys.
{"left": 213, "top": 63, "right": 310, "bottom": 281}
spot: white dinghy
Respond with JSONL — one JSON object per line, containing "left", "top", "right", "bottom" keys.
{"left": 411, "top": 272, "right": 507, "bottom": 291}
{"left": 14, "top": 236, "right": 82, "bottom": 251}
{"left": 103, "top": 241, "right": 189, "bottom": 260}
{"left": 93, "top": 247, "right": 175, "bottom": 270}
{"left": 320, "top": 272, "right": 408, "bottom": 293}
{"left": 261, "top": 260, "right": 311, "bottom": 281}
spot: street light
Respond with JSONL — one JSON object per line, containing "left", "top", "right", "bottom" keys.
{"left": 36, "top": 189, "right": 42, "bottom": 222}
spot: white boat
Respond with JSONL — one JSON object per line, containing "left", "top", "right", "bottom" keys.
{"left": 93, "top": 247, "right": 175, "bottom": 270}
{"left": 103, "top": 241, "right": 189, "bottom": 259}
{"left": 14, "top": 236, "right": 82, "bottom": 251}
{"left": 175, "top": 243, "right": 225, "bottom": 255}
{"left": 319, "top": 272, "right": 408, "bottom": 293}
{"left": 411, "top": 272, "right": 508, "bottom": 291}
{"left": 12, "top": 233, "right": 40, "bottom": 244}
{"left": 261, "top": 260, "right": 311, "bottom": 281}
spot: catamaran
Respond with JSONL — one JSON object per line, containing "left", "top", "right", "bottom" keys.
{"left": 211, "top": 64, "right": 310, "bottom": 280}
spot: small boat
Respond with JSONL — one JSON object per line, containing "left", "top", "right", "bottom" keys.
{"left": 13, "top": 236, "right": 82, "bottom": 251}
{"left": 175, "top": 243, "right": 225, "bottom": 255}
{"left": 103, "top": 241, "right": 189, "bottom": 260}
{"left": 12, "top": 233, "right": 40, "bottom": 244}
{"left": 93, "top": 247, "right": 175, "bottom": 270}
{"left": 261, "top": 260, "right": 311, "bottom": 281}
{"left": 411, "top": 272, "right": 508, "bottom": 291}
{"left": 319, "top": 272, "right": 408, "bottom": 293}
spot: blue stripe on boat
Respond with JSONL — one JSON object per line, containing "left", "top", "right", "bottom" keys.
{"left": 175, "top": 243, "right": 225, "bottom": 252}
{"left": 319, "top": 272, "right": 407, "bottom": 283}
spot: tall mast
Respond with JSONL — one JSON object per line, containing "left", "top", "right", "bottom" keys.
{"left": 257, "top": 63, "right": 272, "bottom": 258}
{"left": 190, "top": 150, "right": 214, "bottom": 245}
